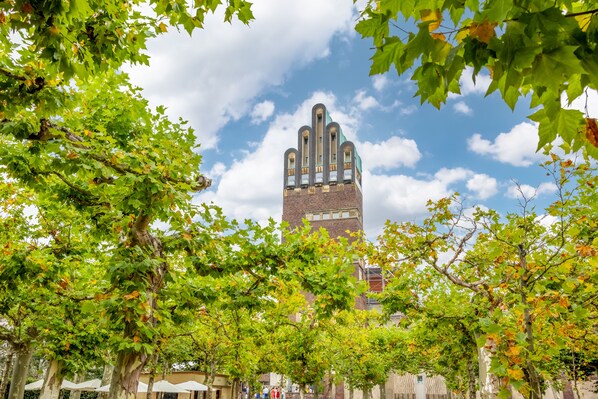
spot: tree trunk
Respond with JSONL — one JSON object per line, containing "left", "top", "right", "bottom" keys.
{"left": 299, "top": 385, "right": 305, "bottom": 399}
{"left": 467, "top": 356, "right": 477, "bottom": 399}
{"left": 72, "top": 373, "right": 83, "bottom": 399}
{"left": 146, "top": 354, "right": 159, "bottom": 399}
{"left": 7, "top": 346, "right": 34, "bottom": 399}
{"left": 107, "top": 212, "right": 166, "bottom": 399}
{"left": 478, "top": 339, "right": 499, "bottom": 399}
{"left": 108, "top": 350, "right": 147, "bottom": 399}
{"left": 348, "top": 388, "right": 353, "bottom": 399}
{"left": 518, "top": 246, "right": 542, "bottom": 399}
{"left": 98, "top": 363, "right": 115, "bottom": 399}
{"left": 208, "top": 359, "right": 217, "bottom": 399}
{"left": 324, "top": 376, "right": 332, "bottom": 399}
{"left": 232, "top": 378, "right": 241, "bottom": 399}
{"left": 379, "top": 383, "right": 386, "bottom": 399}
{"left": 0, "top": 351, "right": 14, "bottom": 399}
{"left": 39, "top": 359, "right": 66, "bottom": 399}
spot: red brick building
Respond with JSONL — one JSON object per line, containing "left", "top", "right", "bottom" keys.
{"left": 282, "top": 103, "right": 366, "bottom": 309}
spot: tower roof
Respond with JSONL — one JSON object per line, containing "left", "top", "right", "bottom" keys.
{"left": 324, "top": 107, "right": 362, "bottom": 174}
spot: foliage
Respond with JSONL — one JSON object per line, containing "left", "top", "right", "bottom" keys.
{"left": 355, "top": 0, "right": 598, "bottom": 157}
{"left": 0, "top": 0, "right": 253, "bottom": 88}
{"left": 0, "top": 178, "right": 110, "bottom": 374}
{"left": 366, "top": 156, "right": 597, "bottom": 399}
{"left": 262, "top": 230, "right": 363, "bottom": 392}
{"left": 326, "top": 311, "right": 414, "bottom": 395}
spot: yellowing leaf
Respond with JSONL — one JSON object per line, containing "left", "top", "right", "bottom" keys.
{"left": 431, "top": 33, "right": 446, "bottom": 41}
{"left": 507, "top": 368, "right": 525, "bottom": 380}
{"left": 575, "top": 13, "right": 592, "bottom": 32}
{"left": 95, "top": 293, "right": 110, "bottom": 301}
{"left": 575, "top": 243, "right": 596, "bottom": 257}
{"left": 469, "top": 21, "right": 497, "bottom": 44}
{"left": 506, "top": 345, "right": 521, "bottom": 357}
{"left": 420, "top": 9, "right": 442, "bottom": 32}
{"left": 585, "top": 118, "right": 598, "bottom": 148}
{"left": 124, "top": 290, "right": 140, "bottom": 300}
{"left": 158, "top": 22, "right": 168, "bottom": 33}
{"left": 455, "top": 28, "right": 469, "bottom": 43}
{"left": 559, "top": 296, "right": 570, "bottom": 308}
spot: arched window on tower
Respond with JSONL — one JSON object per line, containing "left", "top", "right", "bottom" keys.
{"left": 301, "top": 130, "right": 309, "bottom": 185}
{"left": 287, "top": 153, "right": 295, "bottom": 187}
{"left": 302, "top": 131, "right": 309, "bottom": 166}
{"left": 344, "top": 148, "right": 353, "bottom": 181}
{"left": 316, "top": 110, "right": 324, "bottom": 165}
{"left": 329, "top": 128, "right": 337, "bottom": 183}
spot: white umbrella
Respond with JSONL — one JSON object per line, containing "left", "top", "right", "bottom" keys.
{"left": 73, "top": 379, "right": 102, "bottom": 391}
{"left": 25, "top": 379, "right": 78, "bottom": 391}
{"left": 96, "top": 382, "right": 149, "bottom": 393}
{"left": 175, "top": 381, "right": 208, "bottom": 391}
{"left": 61, "top": 380, "right": 79, "bottom": 390}
{"left": 151, "top": 381, "right": 190, "bottom": 393}
{"left": 24, "top": 380, "right": 44, "bottom": 390}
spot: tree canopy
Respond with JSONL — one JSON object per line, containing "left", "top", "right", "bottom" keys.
{"left": 356, "top": 0, "right": 598, "bottom": 157}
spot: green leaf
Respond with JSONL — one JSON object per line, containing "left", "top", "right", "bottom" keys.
{"left": 530, "top": 107, "right": 584, "bottom": 149}
{"left": 532, "top": 46, "right": 584, "bottom": 91}
{"left": 370, "top": 38, "right": 403, "bottom": 75}
{"left": 483, "top": 0, "right": 512, "bottom": 22}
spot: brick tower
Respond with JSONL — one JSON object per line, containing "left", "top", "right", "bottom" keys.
{"left": 282, "top": 103, "right": 365, "bottom": 291}
{"left": 282, "top": 103, "right": 363, "bottom": 236}
{"left": 282, "top": 103, "right": 364, "bottom": 399}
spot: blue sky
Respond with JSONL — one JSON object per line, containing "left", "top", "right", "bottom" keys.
{"left": 126, "top": 0, "right": 594, "bottom": 239}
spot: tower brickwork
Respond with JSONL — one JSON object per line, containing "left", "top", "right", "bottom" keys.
{"left": 282, "top": 103, "right": 365, "bottom": 311}
{"left": 282, "top": 103, "right": 363, "bottom": 237}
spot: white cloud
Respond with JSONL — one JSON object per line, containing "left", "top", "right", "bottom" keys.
{"left": 536, "top": 214, "right": 559, "bottom": 229}
{"left": 195, "top": 92, "right": 476, "bottom": 238}
{"left": 506, "top": 182, "right": 558, "bottom": 200}
{"left": 194, "top": 92, "right": 340, "bottom": 223}
{"left": 459, "top": 67, "right": 492, "bottom": 96}
{"left": 363, "top": 167, "right": 473, "bottom": 237}
{"left": 467, "top": 122, "right": 544, "bottom": 166}
{"left": 251, "top": 101, "right": 275, "bottom": 124}
{"left": 563, "top": 88, "right": 598, "bottom": 118}
{"left": 206, "top": 162, "right": 228, "bottom": 180}
{"left": 434, "top": 167, "right": 473, "bottom": 185}
{"left": 466, "top": 174, "right": 498, "bottom": 199}
{"left": 372, "top": 75, "right": 390, "bottom": 92}
{"left": 448, "top": 67, "right": 492, "bottom": 99}
{"left": 359, "top": 136, "right": 421, "bottom": 170}
{"left": 453, "top": 101, "right": 473, "bottom": 115}
{"left": 126, "top": 0, "right": 357, "bottom": 149}
{"left": 400, "top": 105, "right": 418, "bottom": 116}
{"left": 353, "top": 90, "right": 380, "bottom": 111}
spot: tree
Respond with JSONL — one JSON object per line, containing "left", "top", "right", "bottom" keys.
{"left": 1, "top": 0, "right": 254, "bottom": 392}
{"left": 372, "top": 272, "right": 480, "bottom": 399}
{"left": 0, "top": 175, "right": 110, "bottom": 399}
{"left": 327, "top": 312, "right": 407, "bottom": 399}
{"left": 355, "top": 0, "right": 598, "bottom": 157}
{"left": 366, "top": 156, "right": 597, "bottom": 399}
{"left": 0, "top": 0, "right": 253, "bottom": 84}
{"left": 263, "top": 228, "right": 362, "bottom": 399}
